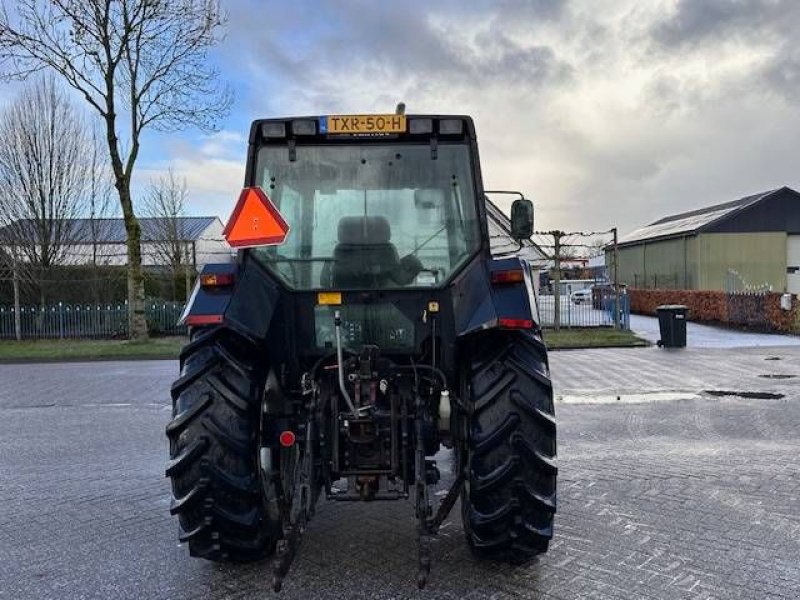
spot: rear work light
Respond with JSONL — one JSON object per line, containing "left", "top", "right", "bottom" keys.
{"left": 200, "top": 273, "right": 235, "bottom": 288}
{"left": 439, "top": 119, "right": 464, "bottom": 135}
{"left": 292, "top": 119, "right": 317, "bottom": 135}
{"left": 491, "top": 269, "right": 525, "bottom": 284}
{"left": 261, "top": 121, "right": 286, "bottom": 139}
{"left": 409, "top": 118, "right": 433, "bottom": 134}
{"left": 498, "top": 317, "right": 534, "bottom": 329}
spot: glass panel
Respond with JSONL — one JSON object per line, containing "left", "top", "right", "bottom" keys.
{"left": 314, "top": 304, "right": 415, "bottom": 350}
{"left": 252, "top": 143, "right": 480, "bottom": 289}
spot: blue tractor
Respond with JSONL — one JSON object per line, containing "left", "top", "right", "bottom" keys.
{"left": 166, "top": 113, "right": 556, "bottom": 590}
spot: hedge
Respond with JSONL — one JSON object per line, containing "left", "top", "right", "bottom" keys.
{"left": 629, "top": 289, "right": 800, "bottom": 333}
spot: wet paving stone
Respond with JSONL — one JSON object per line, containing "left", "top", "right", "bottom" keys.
{"left": 1, "top": 353, "right": 799, "bottom": 600}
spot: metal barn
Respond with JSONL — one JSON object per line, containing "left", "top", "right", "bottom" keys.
{"left": 609, "top": 187, "right": 800, "bottom": 293}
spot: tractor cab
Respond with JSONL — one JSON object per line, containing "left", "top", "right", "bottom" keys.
{"left": 243, "top": 119, "right": 484, "bottom": 291}
{"left": 220, "top": 115, "right": 495, "bottom": 357}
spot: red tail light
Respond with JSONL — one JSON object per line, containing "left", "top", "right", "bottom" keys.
{"left": 499, "top": 317, "right": 533, "bottom": 329}
{"left": 185, "top": 314, "right": 224, "bottom": 326}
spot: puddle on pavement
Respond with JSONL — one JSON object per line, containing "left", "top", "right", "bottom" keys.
{"left": 764, "top": 356, "right": 782, "bottom": 361}
{"left": 758, "top": 374, "right": 796, "bottom": 379}
{"left": 559, "top": 388, "right": 789, "bottom": 404}
{"left": 704, "top": 390, "right": 785, "bottom": 400}
{"left": 558, "top": 392, "right": 701, "bottom": 404}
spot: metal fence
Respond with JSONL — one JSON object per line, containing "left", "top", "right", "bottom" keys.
{"left": 538, "top": 289, "right": 630, "bottom": 329}
{"left": 0, "top": 300, "right": 186, "bottom": 340}
{"left": 724, "top": 269, "right": 774, "bottom": 295}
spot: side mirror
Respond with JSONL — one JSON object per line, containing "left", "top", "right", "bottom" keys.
{"left": 510, "top": 198, "right": 534, "bottom": 241}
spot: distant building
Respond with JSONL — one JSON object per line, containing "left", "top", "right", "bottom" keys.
{"left": 587, "top": 254, "right": 607, "bottom": 281}
{"left": 3, "top": 204, "right": 548, "bottom": 273}
{"left": 609, "top": 187, "right": 800, "bottom": 293}
{"left": 0, "top": 216, "right": 231, "bottom": 269}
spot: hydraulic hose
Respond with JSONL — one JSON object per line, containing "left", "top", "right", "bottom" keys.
{"left": 334, "top": 310, "right": 357, "bottom": 415}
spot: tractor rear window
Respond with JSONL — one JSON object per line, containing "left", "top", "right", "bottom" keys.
{"left": 251, "top": 143, "right": 481, "bottom": 290}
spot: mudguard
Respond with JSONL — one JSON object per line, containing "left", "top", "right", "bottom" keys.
{"left": 179, "top": 254, "right": 279, "bottom": 341}
{"left": 452, "top": 256, "right": 537, "bottom": 337}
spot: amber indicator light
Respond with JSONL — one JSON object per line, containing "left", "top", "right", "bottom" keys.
{"left": 200, "top": 273, "right": 235, "bottom": 287}
{"left": 491, "top": 269, "right": 525, "bottom": 284}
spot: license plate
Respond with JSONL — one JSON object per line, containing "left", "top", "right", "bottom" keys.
{"left": 322, "top": 114, "right": 406, "bottom": 135}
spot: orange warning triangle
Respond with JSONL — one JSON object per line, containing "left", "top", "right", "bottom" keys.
{"left": 223, "top": 187, "right": 290, "bottom": 248}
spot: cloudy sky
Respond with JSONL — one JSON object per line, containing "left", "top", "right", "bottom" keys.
{"left": 7, "top": 0, "right": 800, "bottom": 236}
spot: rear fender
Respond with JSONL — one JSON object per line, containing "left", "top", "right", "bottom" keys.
{"left": 487, "top": 257, "right": 537, "bottom": 329}
{"left": 179, "top": 254, "right": 279, "bottom": 341}
{"left": 452, "top": 257, "right": 537, "bottom": 337}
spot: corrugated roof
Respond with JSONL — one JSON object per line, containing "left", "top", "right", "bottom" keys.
{"left": 618, "top": 189, "right": 782, "bottom": 246}
{"left": 0, "top": 217, "right": 219, "bottom": 244}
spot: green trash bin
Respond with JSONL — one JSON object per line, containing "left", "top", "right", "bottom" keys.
{"left": 656, "top": 305, "right": 687, "bottom": 348}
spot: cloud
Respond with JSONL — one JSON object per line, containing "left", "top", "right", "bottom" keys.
{"left": 133, "top": 130, "right": 246, "bottom": 218}
{"left": 141, "top": 0, "right": 800, "bottom": 237}
{"left": 649, "top": 1, "right": 800, "bottom": 104}
{"left": 651, "top": 0, "right": 796, "bottom": 48}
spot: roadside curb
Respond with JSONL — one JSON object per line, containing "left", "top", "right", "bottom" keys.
{"left": 0, "top": 355, "right": 178, "bottom": 364}
{"left": 548, "top": 342, "right": 651, "bottom": 351}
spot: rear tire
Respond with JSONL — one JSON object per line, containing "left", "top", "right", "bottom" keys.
{"left": 461, "top": 329, "right": 557, "bottom": 563}
{"left": 166, "top": 326, "right": 280, "bottom": 562}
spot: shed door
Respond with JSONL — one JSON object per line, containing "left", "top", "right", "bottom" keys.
{"left": 788, "top": 235, "right": 800, "bottom": 294}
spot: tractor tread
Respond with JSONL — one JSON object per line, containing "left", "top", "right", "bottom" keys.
{"left": 208, "top": 374, "right": 250, "bottom": 414}
{"left": 166, "top": 393, "right": 212, "bottom": 437}
{"left": 472, "top": 412, "right": 520, "bottom": 455}
{"left": 470, "top": 455, "right": 518, "bottom": 491}
{"left": 202, "top": 412, "right": 252, "bottom": 457}
{"left": 213, "top": 505, "right": 260, "bottom": 528}
{"left": 167, "top": 326, "right": 279, "bottom": 563}
{"left": 165, "top": 437, "right": 208, "bottom": 477}
{"left": 462, "top": 330, "right": 557, "bottom": 564}
{"left": 472, "top": 370, "right": 516, "bottom": 414}
{"left": 170, "top": 479, "right": 208, "bottom": 515}
{"left": 510, "top": 389, "right": 557, "bottom": 431}
{"left": 171, "top": 355, "right": 218, "bottom": 399}
{"left": 178, "top": 326, "right": 221, "bottom": 363}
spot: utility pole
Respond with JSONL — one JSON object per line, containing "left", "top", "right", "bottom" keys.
{"left": 612, "top": 227, "right": 620, "bottom": 330}
{"left": 553, "top": 231, "right": 563, "bottom": 333}
{"left": 184, "top": 243, "right": 192, "bottom": 302}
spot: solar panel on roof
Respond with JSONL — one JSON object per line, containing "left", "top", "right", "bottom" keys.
{"left": 618, "top": 189, "right": 778, "bottom": 245}
{"left": 0, "top": 216, "right": 219, "bottom": 244}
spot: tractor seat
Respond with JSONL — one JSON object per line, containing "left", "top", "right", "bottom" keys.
{"left": 330, "top": 216, "right": 400, "bottom": 288}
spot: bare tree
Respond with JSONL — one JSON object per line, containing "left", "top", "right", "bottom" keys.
{"left": 81, "top": 122, "right": 118, "bottom": 303}
{"left": 587, "top": 236, "right": 608, "bottom": 258}
{"left": 86, "top": 123, "right": 115, "bottom": 268}
{"left": 143, "top": 168, "right": 191, "bottom": 300}
{"left": 0, "top": 76, "right": 94, "bottom": 308}
{"left": 0, "top": 1, "right": 231, "bottom": 339}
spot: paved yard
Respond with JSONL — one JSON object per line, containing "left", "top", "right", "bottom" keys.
{"left": 1, "top": 347, "right": 799, "bottom": 599}
{"left": 629, "top": 314, "right": 800, "bottom": 349}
